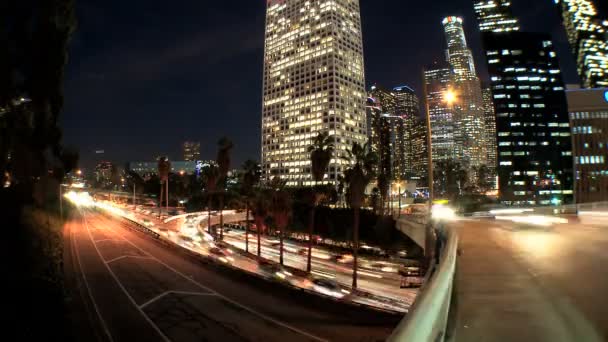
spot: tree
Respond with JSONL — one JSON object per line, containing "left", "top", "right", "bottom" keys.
{"left": 251, "top": 187, "right": 270, "bottom": 257}
{"left": 434, "top": 159, "right": 468, "bottom": 200}
{"left": 377, "top": 172, "right": 390, "bottom": 215}
{"left": 216, "top": 137, "right": 233, "bottom": 241}
{"left": 269, "top": 178, "right": 291, "bottom": 266}
{"left": 1, "top": 0, "right": 77, "bottom": 201}
{"left": 240, "top": 159, "right": 261, "bottom": 254}
{"left": 306, "top": 132, "right": 334, "bottom": 272}
{"left": 343, "top": 141, "right": 377, "bottom": 288}
{"left": 474, "top": 164, "right": 492, "bottom": 194}
{"left": 201, "top": 164, "right": 219, "bottom": 235}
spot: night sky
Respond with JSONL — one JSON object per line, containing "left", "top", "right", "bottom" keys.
{"left": 62, "top": 0, "right": 603, "bottom": 170}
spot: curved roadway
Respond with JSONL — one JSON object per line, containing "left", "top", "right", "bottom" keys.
{"left": 65, "top": 207, "right": 400, "bottom": 342}
{"left": 452, "top": 218, "right": 608, "bottom": 341}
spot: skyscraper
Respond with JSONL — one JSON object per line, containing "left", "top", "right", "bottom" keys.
{"left": 393, "top": 85, "right": 421, "bottom": 179}
{"left": 423, "top": 65, "right": 457, "bottom": 164}
{"left": 367, "top": 86, "right": 401, "bottom": 179}
{"left": 482, "top": 87, "right": 498, "bottom": 188}
{"left": 261, "top": 0, "right": 367, "bottom": 186}
{"left": 442, "top": 16, "right": 486, "bottom": 172}
{"left": 566, "top": 88, "right": 608, "bottom": 203}
{"left": 474, "top": 2, "right": 574, "bottom": 205}
{"left": 473, "top": 0, "right": 520, "bottom": 33}
{"left": 555, "top": 0, "right": 608, "bottom": 88}
{"left": 410, "top": 116, "right": 429, "bottom": 185}
{"left": 182, "top": 141, "right": 200, "bottom": 161}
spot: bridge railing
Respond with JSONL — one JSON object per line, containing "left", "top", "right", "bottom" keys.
{"left": 388, "top": 226, "right": 459, "bottom": 342}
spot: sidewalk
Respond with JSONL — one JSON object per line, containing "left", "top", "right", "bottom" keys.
{"left": 452, "top": 221, "right": 603, "bottom": 342}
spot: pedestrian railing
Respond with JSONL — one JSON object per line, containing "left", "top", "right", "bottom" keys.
{"left": 388, "top": 227, "right": 458, "bottom": 342}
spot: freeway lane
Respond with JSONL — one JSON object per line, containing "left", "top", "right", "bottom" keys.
{"left": 67, "top": 208, "right": 399, "bottom": 342}
{"left": 453, "top": 218, "right": 608, "bottom": 341}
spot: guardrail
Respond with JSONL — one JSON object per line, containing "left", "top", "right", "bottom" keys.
{"left": 388, "top": 227, "right": 458, "bottom": 342}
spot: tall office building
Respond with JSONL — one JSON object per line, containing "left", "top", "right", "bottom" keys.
{"left": 556, "top": 0, "right": 608, "bottom": 88}
{"left": 367, "top": 86, "right": 401, "bottom": 179}
{"left": 473, "top": 0, "right": 520, "bottom": 33}
{"left": 442, "top": 16, "right": 486, "bottom": 171}
{"left": 567, "top": 88, "right": 608, "bottom": 203}
{"left": 261, "top": 0, "right": 367, "bottom": 186}
{"left": 482, "top": 87, "right": 498, "bottom": 188}
{"left": 474, "top": 2, "right": 574, "bottom": 204}
{"left": 393, "top": 85, "right": 422, "bottom": 179}
{"left": 410, "top": 116, "right": 429, "bottom": 184}
{"left": 423, "top": 65, "right": 457, "bottom": 164}
{"left": 182, "top": 141, "right": 201, "bottom": 161}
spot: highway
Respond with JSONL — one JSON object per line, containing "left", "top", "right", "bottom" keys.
{"left": 66, "top": 207, "right": 400, "bottom": 342}
{"left": 453, "top": 216, "right": 608, "bottom": 341}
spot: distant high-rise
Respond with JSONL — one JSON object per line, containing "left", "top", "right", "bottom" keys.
{"left": 481, "top": 87, "right": 498, "bottom": 188}
{"left": 556, "top": 0, "right": 608, "bottom": 88}
{"left": 182, "top": 141, "right": 200, "bottom": 161}
{"left": 393, "top": 85, "right": 422, "bottom": 180}
{"left": 410, "top": 116, "right": 429, "bottom": 184}
{"left": 368, "top": 86, "right": 401, "bottom": 179}
{"left": 442, "top": 16, "right": 486, "bottom": 171}
{"left": 474, "top": 1, "right": 574, "bottom": 204}
{"left": 423, "top": 65, "right": 457, "bottom": 164}
{"left": 473, "top": 0, "right": 520, "bottom": 33}
{"left": 261, "top": 0, "right": 367, "bottom": 186}
{"left": 566, "top": 88, "right": 608, "bottom": 203}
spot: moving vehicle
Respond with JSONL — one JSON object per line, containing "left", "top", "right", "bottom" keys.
{"left": 311, "top": 278, "right": 350, "bottom": 299}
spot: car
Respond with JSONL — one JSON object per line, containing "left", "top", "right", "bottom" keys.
{"left": 208, "top": 246, "right": 235, "bottom": 263}
{"left": 311, "top": 278, "right": 350, "bottom": 299}
{"left": 258, "top": 260, "right": 293, "bottom": 280}
{"left": 335, "top": 254, "right": 354, "bottom": 264}
{"left": 398, "top": 266, "right": 421, "bottom": 277}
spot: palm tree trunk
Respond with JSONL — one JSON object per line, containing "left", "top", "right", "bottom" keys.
{"left": 352, "top": 206, "right": 360, "bottom": 289}
{"left": 219, "top": 193, "right": 224, "bottom": 241}
{"left": 245, "top": 200, "right": 250, "bottom": 254}
{"left": 279, "top": 227, "right": 284, "bottom": 266}
{"left": 207, "top": 195, "right": 212, "bottom": 235}
{"left": 257, "top": 220, "right": 261, "bottom": 257}
{"left": 307, "top": 205, "right": 315, "bottom": 272}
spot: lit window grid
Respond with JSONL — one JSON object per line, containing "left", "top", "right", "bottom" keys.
{"left": 484, "top": 33, "right": 573, "bottom": 203}
{"left": 262, "top": 0, "right": 367, "bottom": 185}
{"left": 570, "top": 109, "right": 608, "bottom": 203}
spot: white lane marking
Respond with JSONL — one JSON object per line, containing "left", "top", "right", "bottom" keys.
{"left": 95, "top": 238, "right": 124, "bottom": 243}
{"left": 71, "top": 219, "right": 115, "bottom": 342}
{"left": 105, "top": 255, "right": 153, "bottom": 264}
{"left": 139, "top": 291, "right": 216, "bottom": 309}
{"left": 103, "top": 212, "right": 329, "bottom": 342}
{"left": 80, "top": 209, "right": 171, "bottom": 342}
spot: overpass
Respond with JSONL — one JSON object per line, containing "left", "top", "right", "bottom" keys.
{"left": 391, "top": 204, "right": 608, "bottom": 341}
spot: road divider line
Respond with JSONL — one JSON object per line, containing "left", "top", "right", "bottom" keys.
{"left": 139, "top": 291, "right": 216, "bottom": 309}
{"left": 105, "top": 254, "right": 153, "bottom": 264}
{"left": 80, "top": 208, "right": 171, "bottom": 342}
{"left": 70, "top": 219, "right": 115, "bottom": 342}
{"left": 102, "top": 212, "right": 330, "bottom": 342}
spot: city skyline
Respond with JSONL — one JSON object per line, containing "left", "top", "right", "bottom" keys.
{"left": 62, "top": 0, "right": 589, "bottom": 169}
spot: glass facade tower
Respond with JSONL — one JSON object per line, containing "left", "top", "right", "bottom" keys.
{"left": 556, "top": 0, "right": 608, "bottom": 88}
{"left": 261, "top": 0, "right": 367, "bottom": 186}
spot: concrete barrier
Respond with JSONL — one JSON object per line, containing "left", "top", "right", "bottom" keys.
{"left": 388, "top": 227, "right": 458, "bottom": 342}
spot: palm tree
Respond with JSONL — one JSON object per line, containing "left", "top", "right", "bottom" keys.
{"left": 343, "top": 141, "right": 377, "bottom": 288}
{"left": 216, "top": 137, "right": 234, "bottom": 241}
{"left": 474, "top": 164, "right": 492, "bottom": 194}
{"left": 269, "top": 178, "right": 291, "bottom": 266}
{"left": 201, "top": 164, "right": 219, "bottom": 235}
{"left": 251, "top": 187, "right": 269, "bottom": 257}
{"left": 434, "top": 159, "right": 468, "bottom": 200}
{"left": 377, "top": 172, "right": 390, "bottom": 215}
{"left": 306, "top": 132, "right": 334, "bottom": 272}
{"left": 241, "top": 160, "right": 261, "bottom": 254}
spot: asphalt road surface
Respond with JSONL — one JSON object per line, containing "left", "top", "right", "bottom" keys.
{"left": 453, "top": 218, "right": 608, "bottom": 341}
{"left": 65, "top": 207, "right": 400, "bottom": 342}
